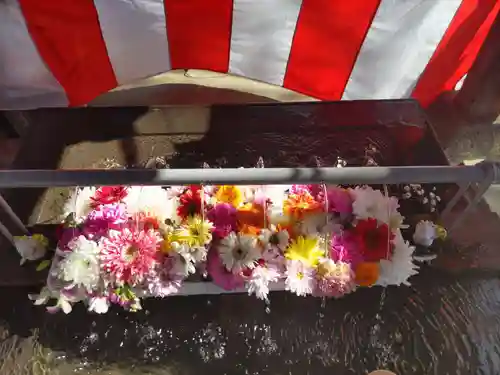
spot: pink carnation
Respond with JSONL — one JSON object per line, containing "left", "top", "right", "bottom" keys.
{"left": 330, "top": 233, "right": 363, "bottom": 266}
{"left": 318, "top": 187, "right": 353, "bottom": 216}
{"left": 84, "top": 203, "right": 127, "bottom": 239}
{"left": 206, "top": 247, "right": 244, "bottom": 291}
{"left": 100, "top": 228, "right": 161, "bottom": 285}
{"left": 207, "top": 203, "right": 237, "bottom": 238}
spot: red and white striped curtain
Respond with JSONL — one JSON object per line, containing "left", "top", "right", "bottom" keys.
{"left": 1, "top": 0, "right": 499, "bottom": 109}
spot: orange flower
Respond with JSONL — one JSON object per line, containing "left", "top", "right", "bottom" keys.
{"left": 354, "top": 262, "right": 380, "bottom": 287}
{"left": 215, "top": 185, "right": 243, "bottom": 207}
{"left": 237, "top": 202, "right": 267, "bottom": 229}
{"left": 239, "top": 224, "right": 261, "bottom": 236}
{"left": 132, "top": 212, "right": 160, "bottom": 231}
{"left": 283, "top": 192, "right": 323, "bottom": 219}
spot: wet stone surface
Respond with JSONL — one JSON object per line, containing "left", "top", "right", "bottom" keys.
{"left": 1, "top": 269, "right": 500, "bottom": 375}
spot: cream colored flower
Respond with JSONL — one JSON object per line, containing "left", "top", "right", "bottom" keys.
{"left": 14, "top": 234, "right": 48, "bottom": 265}
{"left": 63, "top": 187, "right": 96, "bottom": 222}
{"left": 218, "top": 232, "right": 261, "bottom": 274}
{"left": 413, "top": 220, "right": 438, "bottom": 247}
{"left": 124, "top": 186, "right": 180, "bottom": 223}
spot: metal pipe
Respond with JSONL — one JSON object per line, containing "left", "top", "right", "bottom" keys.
{"left": 0, "top": 165, "right": 495, "bottom": 188}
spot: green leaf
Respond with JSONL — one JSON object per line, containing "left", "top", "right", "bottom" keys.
{"left": 36, "top": 260, "right": 51, "bottom": 272}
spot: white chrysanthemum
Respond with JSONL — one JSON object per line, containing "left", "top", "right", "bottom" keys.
{"left": 171, "top": 241, "right": 207, "bottom": 264}
{"left": 169, "top": 252, "right": 196, "bottom": 278}
{"left": 88, "top": 296, "right": 109, "bottom": 314}
{"left": 218, "top": 232, "right": 261, "bottom": 274}
{"left": 377, "top": 230, "right": 419, "bottom": 287}
{"left": 58, "top": 235, "right": 101, "bottom": 291}
{"left": 349, "top": 186, "right": 405, "bottom": 228}
{"left": 247, "top": 265, "right": 280, "bottom": 301}
{"left": 63, "top": 187, "right": 96, "bottom": 222}
{"left": 124, "top": 186, "right": 179, "bottom": 223}
{"left": 413, "top": 220, "right": 437, "bottom": 247}
{"left": 14, "top": 235, "right": 47, "bottom": 265}
{"left": 285, "top": 260, "right": 314, "bottom": 297}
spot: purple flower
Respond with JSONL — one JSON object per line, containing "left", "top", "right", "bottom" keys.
{"left": 57, "top": 226, "right": 82, "bottom": 251}
{"left": 207, "top": 203, "right": 237, "bottom": 238}
{"left": 84, "top": 203, "right": 127, "bottom": 239}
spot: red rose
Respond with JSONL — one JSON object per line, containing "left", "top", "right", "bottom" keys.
{"left": 91, "top": 186, "right": 128, "bottom": 207}
{"left": 350, "top": 218, "right": 394, "bottom": 262}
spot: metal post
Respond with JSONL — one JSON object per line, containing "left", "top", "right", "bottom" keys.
{"left": 0, "top": 165, "right": 495, "bottom": 187}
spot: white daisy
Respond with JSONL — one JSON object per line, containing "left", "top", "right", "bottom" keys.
{"left": 217, "top": 232, "right": 261, "bottom": 274}
{"left": 63, "top": 187, "right": 96, "bottom": 222}
{"left": 247, "top": 265, "right": 280, "bottom": 301}
{"left": 58, "top": 235, "right": 101, "bottom": 291}
{"left": 285, "top": 260, "right": 314, "bottom": 297}
{"left": 259, "top": 228, "right": 289, "bottom": 251}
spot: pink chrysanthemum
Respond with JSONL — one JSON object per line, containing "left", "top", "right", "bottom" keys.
{"left": 100, "top": 228, "right": 161, "bottom": 285}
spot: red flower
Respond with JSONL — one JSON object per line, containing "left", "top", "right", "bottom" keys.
{"left": 177, "top": 185, "right": 203, "bottom": 219}
{"left": 350, "top": 218, "right": 394, "bottom": 262}
{"left": 91, "top": 186, "right": 128, "bottom": 207}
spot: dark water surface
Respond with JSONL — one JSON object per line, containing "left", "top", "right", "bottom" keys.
{"left": 1, "top": 268, "right": 500, "bottom": 375}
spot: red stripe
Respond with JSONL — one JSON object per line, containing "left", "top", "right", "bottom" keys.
{"left": 283, "top": 0, "right": 380, "bottom": 100}
{"left": 164, "top": 0, "right": 233, "bottom": 72}
{"left": 19, "top": 0, "right": 117, "bottom": 106}
{"left": 412, "top": 0, "right": 500, "bottom": 107}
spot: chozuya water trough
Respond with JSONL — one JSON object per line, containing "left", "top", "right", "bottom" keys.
{"left": 0, "top": 101, "right": 498, "bottom": 315}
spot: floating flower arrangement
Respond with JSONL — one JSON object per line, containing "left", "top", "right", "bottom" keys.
{"left": 14, "top": 179, "right": 448, "bottom": 315}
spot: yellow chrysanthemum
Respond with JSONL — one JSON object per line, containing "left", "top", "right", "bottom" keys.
{"left": 215, "top": 185, "right": 244, "bottom": 207}
{"left": 435, "top": 225, "right": 447, "bottom": 240}
{"left": 175, "top": 215, "right": 214, "bottom": 248}
{"left": 285, "top": 236, "right": 324, "bottom": 266}
{"left": 160, "top": 227, "right": 179, "bottom": 254}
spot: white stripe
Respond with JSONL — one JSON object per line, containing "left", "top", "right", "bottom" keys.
{"left": 229, "top": 0, "right": 303, "bottom": 86}
{"left": 342, "top": 0, "right": 462, "bottom": 100}
{"left": 94, "top": 0, "right": 171, "bottom": 85}
{"left": 0, "top": 0, "right": 68, "bottom": 109}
